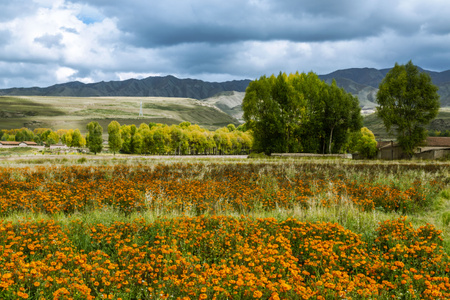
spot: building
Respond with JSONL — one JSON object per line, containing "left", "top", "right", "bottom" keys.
{"left": 377, "top": 137, "right": 450, "bottom": 160}
{"left": 19, "top": 141, "right": 38, "bottom": 147}
{"left": 0, "top": 141, "right": 41, "bottom": 148}
{"left": 0, "top": 141, "right": 21, "bottom": 147}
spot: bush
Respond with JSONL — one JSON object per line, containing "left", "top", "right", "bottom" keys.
{"left": 247, "top": 152, "right": 268, "bottom": 159}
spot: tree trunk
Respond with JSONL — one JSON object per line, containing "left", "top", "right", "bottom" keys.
{"left": 329, "top": 126, "right": 334, "bottom": 154}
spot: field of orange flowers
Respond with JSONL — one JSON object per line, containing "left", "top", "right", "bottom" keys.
{"left": 1, "top": 161, "right": 450, "bottom": 299}
{"left": 0, "top": 162, "right": 447, "bottom": 216}
{"left": 1, "top": 216, "right": 450, "bottom": 299}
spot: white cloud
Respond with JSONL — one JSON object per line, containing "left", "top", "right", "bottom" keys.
{"left": 55, "top": 66, "right": 76, "bottom": 82}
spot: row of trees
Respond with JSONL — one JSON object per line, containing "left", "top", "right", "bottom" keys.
{"left": 243, "top": 72, "right": 362, "bottom": 154}
{"left": 85, "top": 121, "right": 253, "bottom": 155}
{"left": 2, "top": 121, "right": 253, "bottom": 156}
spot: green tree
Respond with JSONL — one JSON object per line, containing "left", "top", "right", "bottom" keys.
{"left": 243, "top": 72, "right": 361, "bottom": 154}
{"left": 348, "top": 127, "right": 378, "bottom": 159}
{"left": 86, "top": 121, "right": 103, "bottom": 154}
{"left": 120, "top": 125, "right": 132, "bottom": 153}
{"left": 242, "top": 74, "right": 285, "bottom": 154}
{"left": 170, "top": 125, "right": 188, "bottom": 155}
{"left": 41, "top": 129, "right": 59, "bottom": 146}
{"left": 15, "top": 128, "right": 35, "bottom": 142}
{"left": 61, "top": 129, "right": 74, "bottom": 147}
{"left": 132, "top": 132, "right": 143, "bottom": 154}
{"left": 45, "top": 131, "right": 60, "bottom": 146}
{"left": 107, "top": 121, "right": 122, "bottom": 155}
{"left": 72, "top": 129, "right": 86, "bottom": 147}
{"left": 376, "top": 61, "right": 440, "bottom": 158}
{"left": 323, "top": 80, "right": 362, "bottom": 153}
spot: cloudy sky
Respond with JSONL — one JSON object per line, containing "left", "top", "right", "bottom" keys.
{"left": 1, "top": 0, "right": 450, "bottom": 88}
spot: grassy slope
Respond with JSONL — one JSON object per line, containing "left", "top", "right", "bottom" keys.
{"left": 0, "top": 95, "right": 239, "bottom": 133}
{"left": 364, "top": 108, "right": 450, "bottom": 139}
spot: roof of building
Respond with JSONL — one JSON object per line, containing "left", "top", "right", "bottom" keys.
{"left": 425, "top": 137, "right": 450, "bottom": 147}
{"left": 0, "top": 141, "right": 21, "bottom": 145}
{"left": 377, "top": 141, "right": 392, "bottom": 149}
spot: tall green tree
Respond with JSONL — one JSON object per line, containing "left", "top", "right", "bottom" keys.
{"left": 86, "top": 121, "right": 103, "bottom": 154}
{"left": 107, "top": 121, "right": 122, "bottom": 155}
{"left": 376, "top": 61, "right": 440, "bottom": 157}
{"left": 243, "top": 72, "right": 361, "bottom": 154}
{"left": 243, "top": 74, "right": 287, "bottom": 154}
{"left": 323, "top": 80, "right": 362, "bottom": 154}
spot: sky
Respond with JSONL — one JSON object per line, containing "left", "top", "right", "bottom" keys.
{"left": 1, "top": 0, "right": 450, "bottom": 89}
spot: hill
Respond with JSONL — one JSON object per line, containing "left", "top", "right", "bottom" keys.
{"left": 0, "top": 95, "right": 239, "bottom": 133}
{"left": 363, "top": 108, "right": 450, "bottom": 139}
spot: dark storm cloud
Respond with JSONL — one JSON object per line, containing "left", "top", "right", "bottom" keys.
{"left": 78, "top": 0, "right": 380, "bottom": 47}
{"left": 76, "top": 0, "right": 448, "bottom": 48}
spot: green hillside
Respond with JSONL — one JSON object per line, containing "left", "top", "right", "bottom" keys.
{"left": 0, "top": 96, "right": 239, "bottom": 133}
{"left": 363, "top": 108, "right": 450, "bottom": 139}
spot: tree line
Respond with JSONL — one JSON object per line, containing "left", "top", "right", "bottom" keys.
{"left": 1, "top": 122, "right": 254, "bottom": 156}
{"left": 103, "top": 121, "right": 253, "bottom": 155}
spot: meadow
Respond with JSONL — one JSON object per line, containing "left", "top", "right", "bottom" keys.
{"left": 1, "top": 157, "right": 450, "bottom": 299}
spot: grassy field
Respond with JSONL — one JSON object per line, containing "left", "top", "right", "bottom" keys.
{"left": 0, "top": 96, "right": 239, "bottom": 133}
{"left": 1, "top": 156, "right": 450, "bottom": 299}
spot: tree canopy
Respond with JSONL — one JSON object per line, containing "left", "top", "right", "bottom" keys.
{"left": 242, "top": 72, "right": 362, "bottom": 154}
{"left": 376, "top": 61, "right": 440, "bottom": 157}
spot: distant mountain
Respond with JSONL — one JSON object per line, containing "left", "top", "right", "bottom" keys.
{"left": 0, "top": 75, "right": 251, "bottom": 100}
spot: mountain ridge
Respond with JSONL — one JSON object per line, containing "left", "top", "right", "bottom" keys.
{"left": 2, "top": 67, "right": 450, "bottom": 109}
{"left": 0, "top": 75, "right": 252, "bottom": 100}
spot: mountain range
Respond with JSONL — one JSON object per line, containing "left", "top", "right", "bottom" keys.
{"left": 1, "top": 67, "right": 450, "bottom": 111}
{"left": 0, "top": 75, "right": 251, "bottom": 100}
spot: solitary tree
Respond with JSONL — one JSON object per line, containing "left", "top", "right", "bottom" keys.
{"left": 86, "top": 121, "right": 103, "bottom": 154}
{"left": 376, "top": 61, "right": 440, "bottom": 157}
